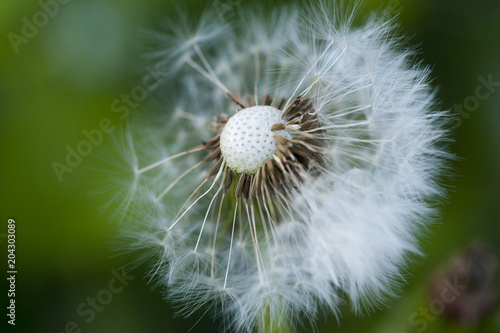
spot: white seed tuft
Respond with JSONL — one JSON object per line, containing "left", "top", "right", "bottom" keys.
{"left": 106, "top": 2, "right": 452, "bottom": 332}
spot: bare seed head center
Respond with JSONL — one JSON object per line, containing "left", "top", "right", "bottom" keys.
{"left": 220, "top": 106, "right": 291, "bottom": 175}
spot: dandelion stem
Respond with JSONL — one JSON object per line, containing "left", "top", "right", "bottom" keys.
{"left": 258, "top": 308, "right": 293, "bottom": 333}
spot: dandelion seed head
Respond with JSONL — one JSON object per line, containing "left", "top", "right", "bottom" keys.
{"left": 105, "top": 2, "right": 452, "bottom": 331}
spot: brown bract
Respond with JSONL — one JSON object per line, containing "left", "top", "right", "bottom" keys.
{"left": 200, "top": 94, "right": 327, "bottom": 204}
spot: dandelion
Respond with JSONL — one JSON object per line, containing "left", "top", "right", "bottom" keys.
{"left": 109, "top": 2, "right": 450, "bottom": 332}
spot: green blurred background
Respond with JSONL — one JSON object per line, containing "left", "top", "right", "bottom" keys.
{"left": 1, "top": 0, "right": 499, "bottom": 332}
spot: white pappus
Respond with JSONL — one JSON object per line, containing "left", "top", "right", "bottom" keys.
{"left": 107, "top": 2, "right": 451, "bottom": 332}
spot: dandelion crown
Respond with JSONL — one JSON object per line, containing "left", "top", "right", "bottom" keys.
{"left": 109, "top": 2, "right": 450, "bottom": 332}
